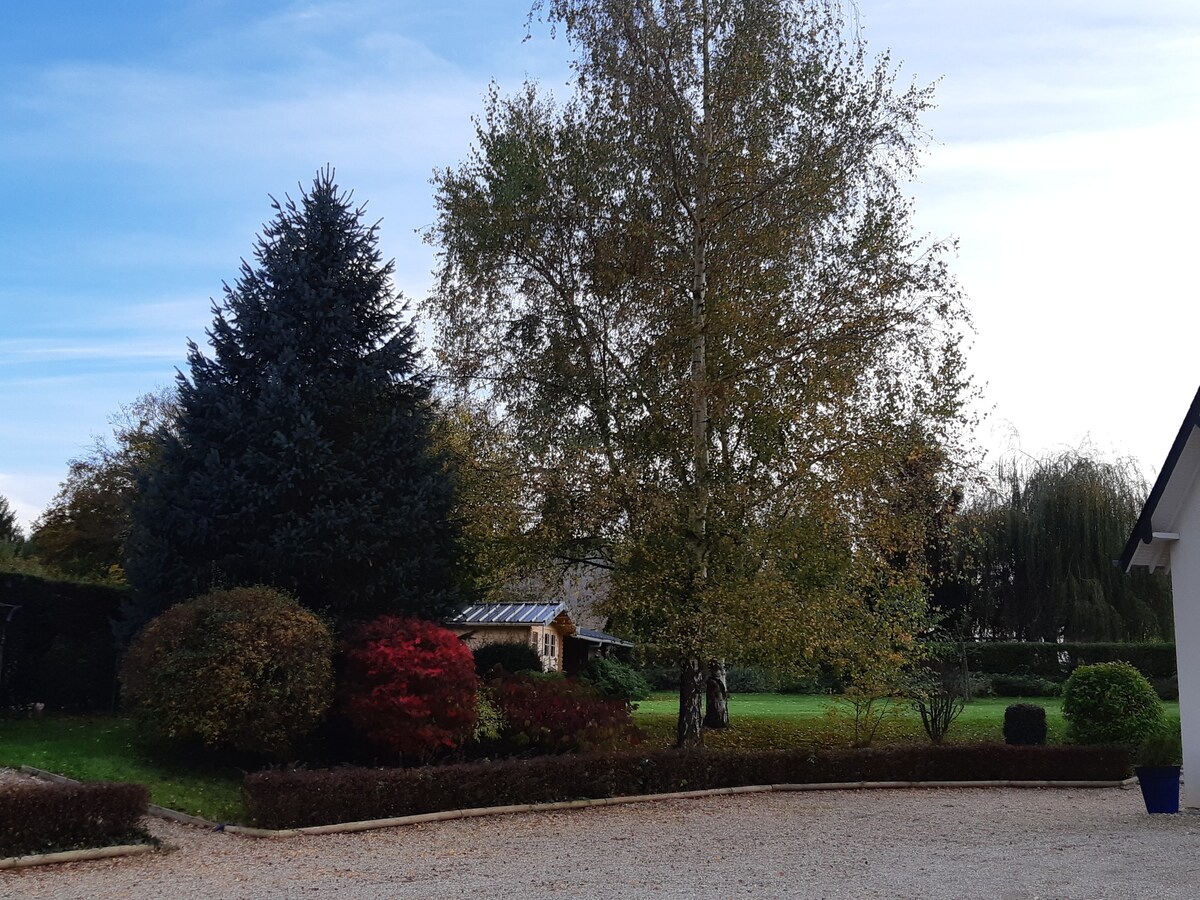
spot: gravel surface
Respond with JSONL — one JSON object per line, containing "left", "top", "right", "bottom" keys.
{"left": 4, "top": 784, "right": 1199, "bottom": 899}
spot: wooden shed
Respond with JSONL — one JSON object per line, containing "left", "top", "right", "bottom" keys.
{"left": 446, "top": 602, "right": 633, "bottom": 675}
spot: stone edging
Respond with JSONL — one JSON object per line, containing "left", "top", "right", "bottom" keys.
{"left": 16, "top": 764, "right": 1142, "bottom": 842}
{"left": 0, "top": 843, "right": 156, "bottom": 870}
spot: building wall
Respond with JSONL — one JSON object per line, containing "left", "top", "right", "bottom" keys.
{"left": 1170, "top": 488, "right": 1200, "bottom": 808}
{"left": 447, "top": 623, "right": 568, "bottom": 672}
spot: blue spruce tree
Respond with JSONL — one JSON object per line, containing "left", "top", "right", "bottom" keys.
{"left": 127, "top": 169, "right": 461, "bottom": 629}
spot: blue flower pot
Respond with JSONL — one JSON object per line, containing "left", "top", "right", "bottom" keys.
{"left": 1135, "top": 766, "right": 1181, "bottom": 814}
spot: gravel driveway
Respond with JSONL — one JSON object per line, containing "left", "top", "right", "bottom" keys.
{"left": 4, "top": 785, "right": 1199, "bottom": 899}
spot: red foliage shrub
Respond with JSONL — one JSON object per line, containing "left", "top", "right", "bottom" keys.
{"left": 339, "top": 616, "right": 477, "bottom": 761}
{"left": 489, "top": 673, "right": 640, "bottom": 755}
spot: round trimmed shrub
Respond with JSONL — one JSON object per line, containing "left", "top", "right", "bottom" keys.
{"left": 1061, "top": 661, "right": 1164, "bottom": 745}
{"left": 120, "top": 586, "right": 334, "bottom": 756}
{"left": 339, "top": 616, "right": 478, "bottom": 762}
{"left": 472, "top": 640, "right": 544, "bottom": 678}
{"left": 1003, "top": 703, "right": 1047, "bottom": 745}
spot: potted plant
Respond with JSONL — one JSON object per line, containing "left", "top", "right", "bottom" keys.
{"left": 1134, "top": 724, "right": 1183, "bottom": 814}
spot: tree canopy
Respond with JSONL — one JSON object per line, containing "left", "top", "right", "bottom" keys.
{"left": 30, "top": 388, "right": 177, "bottom": 584}
{"left": 127, "top": 169, "right": 462, "bottom": 630}
{"left": 0, "top": 495, "right": 22, "bottom": 546}
{"left": 427, "top": 0, "right": 973, "bottom": 742}
{"left": 938, "top": 451, "right": 1172, "bottom": 642}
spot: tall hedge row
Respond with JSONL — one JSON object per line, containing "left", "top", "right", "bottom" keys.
{"left": 929, "top": 642, "right": 1177, "bottom": 682}
{"left": 0, "top": 573, "right": 126, "bottom": 710}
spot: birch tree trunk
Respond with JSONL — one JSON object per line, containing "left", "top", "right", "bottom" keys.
{"left": 678, "top": 0, "right": 713, "bottom": 751}
{"left": 704, "top": 658, "right": 729, "bottom": 729}
{"left": 677, "top": 657, "right": 706, "bottom": 747}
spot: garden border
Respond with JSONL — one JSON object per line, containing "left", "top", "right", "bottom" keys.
{"left": 17, "top": 764, "right": 1140, "bottom": 842}
{"left": 222, "top": 777, "right": 1140, "bottom": 838}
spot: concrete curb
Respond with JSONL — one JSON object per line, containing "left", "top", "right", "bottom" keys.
{"left": 0, "top": 843, "right": 157, "bottom": 870}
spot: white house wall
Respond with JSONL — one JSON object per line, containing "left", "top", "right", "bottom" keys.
{"left": 1169, "top": 475, "right": 1200, "bottom": 809}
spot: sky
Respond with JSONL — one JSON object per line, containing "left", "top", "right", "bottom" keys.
{"left": 2, "top": 1, "right": 1199, "bottom": 533}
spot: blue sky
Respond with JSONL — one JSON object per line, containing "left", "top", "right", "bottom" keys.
{"left": 3, "top": 1, "right": 1199, "bottom": 531}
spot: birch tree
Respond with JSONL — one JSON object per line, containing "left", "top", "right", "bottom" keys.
{"left": 426, "top": 0, "right": 972, "bottom": 745}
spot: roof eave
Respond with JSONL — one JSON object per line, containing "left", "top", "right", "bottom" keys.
{"left": 1121, "top": 385, "right": 1200, "bottom": 572}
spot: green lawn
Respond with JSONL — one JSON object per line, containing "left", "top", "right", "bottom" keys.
{"left": 633, "top": 693, "right": 1182, "bottom": 751}
{"left": 0, "top": 716, "right": 245, "bottom": 823}
{"left": 0, "top": 695, "right": 1182, "bottom": 821}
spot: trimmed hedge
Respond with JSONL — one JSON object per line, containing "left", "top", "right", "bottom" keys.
{"left": 0, "top": 781, "right": 149, "bottom": 857}
{"left": 923, "top": 643, "right": 1178, "bottom": 684}
{"left": 244, "top": 743, "right": 1132, "bottom": 829}
{"left": 0, "top": 572, "right": 126, "bottom": 711}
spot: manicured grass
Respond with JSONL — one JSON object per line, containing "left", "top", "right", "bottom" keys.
{"left": 0, "top": 717, "right": 245, "bottom": 823}
{"left": 2, "top": 695, "right": 1182, "bottom": 820}
{"left": 633, "top": 693, "right": 1182, "bottom": 751}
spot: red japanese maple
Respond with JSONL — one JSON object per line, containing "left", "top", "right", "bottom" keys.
{"left": 340, "top": 616, "right": 478, "bottom": 761}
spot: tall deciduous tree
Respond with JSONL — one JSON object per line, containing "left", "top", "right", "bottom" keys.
{"left": 127, "top": 169, "right": 461, "bottom": 630}
{"left": 30, "top": 388, "right": 177, "bottom": 583}
{"left": 427, "top": 0, "right": 972, "bottom": 744}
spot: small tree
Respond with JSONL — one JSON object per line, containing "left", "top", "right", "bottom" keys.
{"left": 120, "top": 586, "right": 334, "bottom": 756}
{"left": 339, "top": 616, "right": 478, "bottom": 762}
{"left": 911, "top": 654, "right": 967, "bottom": 744}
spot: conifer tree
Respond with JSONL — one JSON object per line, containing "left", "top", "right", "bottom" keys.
{"left": 127, "top": 169, "right": 460, "bottom": 629}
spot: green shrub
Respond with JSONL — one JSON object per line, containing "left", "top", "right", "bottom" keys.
{"left": 1003, "top": 703, "right": 1047, "bottom": 746}
{"left": 1136, "top": 721, "right": 1183, "bottom": 768}
{"left": 1061, "top": 661, "right": 1164, "bottom": 745}
{"left": 120, "top": 586, "right": 334, "bottom": 756}
{"left": 580, "top": 657, "right": 652, "bottom": 702}
{"left": 990, "top": 674, "right": 1060, "bottom": 698}
{"left": 0, "top": 781, "right": 149, "bottom": 856}
{"left": 472, "top": 641, "right": 544, "bottom": 678}
{"left": 640, "top": 667, "right": 679, "bottom": 691}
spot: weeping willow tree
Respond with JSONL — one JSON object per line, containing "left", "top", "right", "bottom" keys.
{"left": 947, "top": 451, "right": 1172, "bottom": 641}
